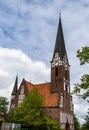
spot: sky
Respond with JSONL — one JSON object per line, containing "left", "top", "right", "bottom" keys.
{"left": 0, "top": 0, "right": 89, "bottom": 124}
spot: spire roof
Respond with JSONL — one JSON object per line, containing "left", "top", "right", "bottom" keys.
{"left": 12, "top": 75, "right": 18, "bottom": 95}
{"left": 53, "top": 15, "right": 68, "bottom": 61}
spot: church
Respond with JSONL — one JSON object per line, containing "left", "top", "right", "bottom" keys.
{"left": 9, "top": 16, "right": 74, "bottom": 130}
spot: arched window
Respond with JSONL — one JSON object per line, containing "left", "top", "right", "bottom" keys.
{"left": 65, "top": 122, "right": 70, "bottom": 130}
{"left": 55, "top": 67, "right": 58, "bottom": 77}
{"left": 65, "top": 70, "right": 67, "bottom": 80}
{"left": 59, "top": 93, "right": 63, "bottom": 107}
{"left": 65, "top": 84, "right": 68, "bottom": 92}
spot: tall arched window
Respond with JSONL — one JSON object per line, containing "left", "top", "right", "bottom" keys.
{"left": 65, "top": 70, "right": 67, "bottom": 80}
{"left": 55, "top": 67, "right": 58, "bottom": 77}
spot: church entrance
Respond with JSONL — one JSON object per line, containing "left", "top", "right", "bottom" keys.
{"left": 65, "top": 122, "right": 70, "bottom": 130}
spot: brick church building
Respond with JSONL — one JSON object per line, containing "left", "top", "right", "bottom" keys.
{"left": 9, "top": 16, "right": 74, "bottom": 130}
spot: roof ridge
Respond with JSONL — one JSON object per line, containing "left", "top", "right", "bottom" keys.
{"left": 25, "top": 80, "right": 50, "bottom": 86}
{"left": 25, "top": 80, "right": 34, "bottom": 85}
{"left": 35, "top": 82, "right": 50, "bottom": 86}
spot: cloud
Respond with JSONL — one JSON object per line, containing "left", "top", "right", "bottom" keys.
{"left": 0, "top": 47, "right": 50, "bottom": 99}
{"left": 74, "top": 95, "right": 89, "bottom": 124}
{"left": 0, "top": 0, "right": 89, "bottom": 124}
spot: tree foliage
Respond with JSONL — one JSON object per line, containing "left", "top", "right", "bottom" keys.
{"left": 73, "top": 46, "right": 89, "bottom": 102}
{"left": 10, "top": 88, "right": 62, "bottom": 130}
{"left": 10, "top": 88, "right": 45, "bottom": 126}
{"left": 77, "top": 46, "right": 89, "bottom": 65}
{"left": 80, "top": 112, "right": 89, "bottom": 130}
{"left": 74, "top": 115, "right": 80, "bottom": 130}
{"left": 0, "top": 96, "right": 9, "bottom": 118}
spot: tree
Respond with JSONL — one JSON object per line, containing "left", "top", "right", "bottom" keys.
{"left": 77, "top": 46, "right": 89, "bottom": 65}
{"left": 10, "top": 88, "right": 62, "bottom": 130}
{"left": 73, "top": 46, "right": 89, "bottom": 102}
{"left": 80, "top": 111, "right": 89, "bottom": 130}
{"left": 74, "top": 115, "right": 80, "bottom": 130}
{"left": 10, "top": 88, "right": 45, "bottom": 126}
{"left": 0, "top": 96, "right": 9, "bottom": 127}
{"left": 0, "top": 96, "right": 9, "bottom": 119}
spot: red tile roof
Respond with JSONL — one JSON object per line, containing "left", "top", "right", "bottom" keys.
{"left": 25, "top": 81, "right": 59, "bottom": 107}
{"left": 25, "top": 81, "right": 34, "bottom": 91}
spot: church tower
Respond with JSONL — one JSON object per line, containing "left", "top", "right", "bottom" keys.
{"left": 50, "top": 15, "right": 70, "bottom": 94}
{"left": 9, "top": 15, "right": 74, "bottom": 130}
{"left": 50, "top": 15, "right": 74, "bottom": 130}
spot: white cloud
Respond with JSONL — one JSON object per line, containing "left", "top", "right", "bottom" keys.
{"left": 0, "top": 47, "right": 50, "bottom": 99}
{"left": 74, "top": 95, "right": 89, "bottom": 124}
{"left": 0, "top": 0, "right": 89, "bottom": 124}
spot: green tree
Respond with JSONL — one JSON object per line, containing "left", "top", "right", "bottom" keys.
{"left": 74, "top": 115, "right": 80, "bottom": 130}
{"left": 10, "top": 88, "right": 45, "bottom": 126}
{"left": 73, "top": 46, "right": 89, "bottom": 102}
{"left": 10, "top": 88, "right": 62, "bottom": 130}
{"left": 80, "top": 113, "right": 89, "bottom": 130}
{"left": 0, "top": 96, "right": 9, "bottom": 119}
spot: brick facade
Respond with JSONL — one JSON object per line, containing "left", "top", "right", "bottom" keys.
{"left": 9, "top": 16, "right": 74, "bottom": 130}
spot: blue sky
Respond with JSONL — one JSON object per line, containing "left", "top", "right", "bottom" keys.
{"left": 0, "top": 0, "right": 89, "bottom": 124}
